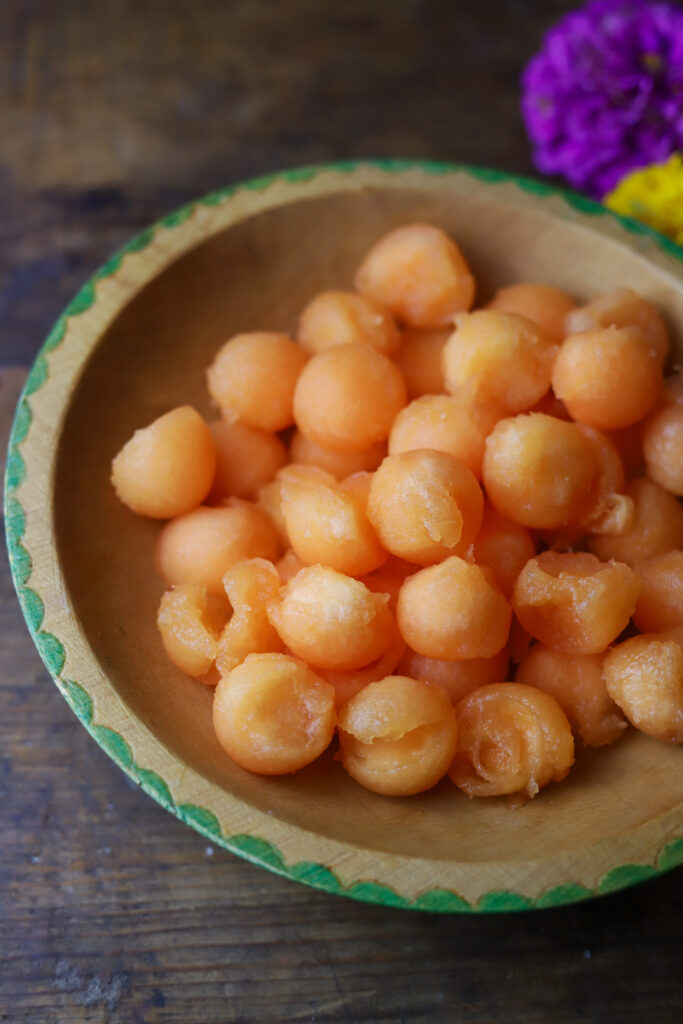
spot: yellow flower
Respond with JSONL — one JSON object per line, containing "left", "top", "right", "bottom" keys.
{"left": 604, "top": 153, "right": 683, "bottom": 247}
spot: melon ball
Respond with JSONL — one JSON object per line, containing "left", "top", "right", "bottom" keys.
{"left": 338, "top": 675, "right": 458, "bottom": 795}
{"left": 565, "top": 288, "right": 669, "bottom": 363}
{"left": 209, "top": 419, "right": 287, "bottom": 501}
{"left": 551, "top": 326, "right": 662, "bottom": 430}
{"left": 275, "top": 549, "right": 308, "bottom": 583}
{"left": 487, "top": 282, "right": 575, "bottom": 344}
{"left": 361, "top": 557, "right": 417, "bottom": 612}
{"left": 472, "top": 503, "right": 537, "bottom": 598}
{"left": 293, "top": 342, "right": 406, "bottom": 452}
{"left": 207, "top": 331, "right": 307, "bottom": 432}
{"left": 642, "top": 403, "right": 683, "bottom": 496}
{"left": 512, "top": 551, "right": 639, "bottom": 656}
{"left": 588, "top": 477, "right": 683, "bottom": 565}
{"left": 394, "top": 327, "right": 449, "bottom": 398}
{"left": 633, "top": 550, "right": 683, "bottom": 632}
{"left": 215, "top": 559, "right": 284, "bottom": 676}
{"left": 388, "top": 395, "right": 485, "bottom": 478}
{"left": 603, "top": 635, "right": 683, "bottom": 743}
{"left": 354, "top": 223, "right": 475, "bottom": 328}
{"left": 111, "top": 406, "right": 216, "bottom": 518}
{"left": 289, "top": 430, "right": 386, "bottom": 479}
{"left": 443, "top": 310, "right": 558, "bottom": 417}
{"left": 449, "top": 683, "right": 574, "bottom": 798}
{"left": 297, "top": 290, "right": 399, "bottom": 356}
{"left": 213, "top": 653, "right": 336, "bottom": 774}
{"left": 157, "top": 584, "right": 230, "bottom": 678}
{"left": 318, "top": 621, "right": 406, "bottom": 709}
{"left": 397, "top": 646, "right": 510, "bottom": 705}
{"left": 267, "top": 565, "right": 393, "bottom": 671}
{"left": 367, "top": 450, "right": 483, "bottom": 565}
{"left": 577, "top": 425, "right": 632, "bottom": 536}
{"left": 155, "top": 500, "right": 279, "bottom": 595}
{"left": 397, "top": 556, "right": 511, "bottom": 660}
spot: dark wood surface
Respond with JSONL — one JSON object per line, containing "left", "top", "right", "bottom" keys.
{"left": 1, "top": 2, "right": 681, "bottom": 1021}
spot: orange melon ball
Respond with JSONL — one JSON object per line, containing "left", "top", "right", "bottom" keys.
{"left": 111, "top": 406, "right": 216, "bottom": 518}
{"left": 289, "top": 430, "right": 386, "bottom": 479}
{"left": 633, "top": 550, "right": 683, "bottom": 632}
{"left": 551, "top": 326, "right": 662, "bottom": 430}
{"left": 360, "top": 556, "right": 417, "bottom": 612}
{"left": 607, "top": 423, "right": 645, "bottom": 479}
{"left": 449, "top": 683, "right": 574, "bottom": 798}
{"left": 215, "top": 559, "right": 284, "bottom": 676}
{"left": 642, "top": 403, "right": 683, "bottom": 496}
{"left": 279, "top": 470, "right": 386, "bottom": 576}
{"left": 157, "top": 584, "right": 230, "bottom": 678}
{"left": 512, "top": 551, "right": 639, "bottom": 655}
{"left": 394, "top": 327, "right": 449, "bottom": 398}
{"left": 531, "top": 390, "right": 571, "bottom": 420}
{"left": 367, "top": 450, "right": 483, "bottom": 565}
{"left": 293, "top": 342, "right": 406, "bottom": 452}
{"left": 339, "top": 469, "right": 374, "bottom": 507}
{"left": 515, "top": 645, "right": 627, "bottom": 747}
{"left": 482, "top": 413, "right": 601, "bottom": 530}
{"left": 565, "top": 287, "right": 669, "bottom": 363}
{"left": 443, "top": 310, "right": 558, "bottom": 417}
{"left": 507, "top": 618, "right": 534, "bottom": 665}
{"left": 603, "top": 635, "right": 683, "bottom": 743}
{"left": 397, "top": 556, "right": 511, "bottom": 660}
{"left": 354, "top": 223, "right": 475, "bottom": 328}
{"left": 487, "top": 282, "right": 576, "bottom": 344}
{"left": 588, "top": 477, "right": 683, "bottom": 565}
{"left": 388, "top": 395, "right": 485, "bottom": 478}
{"left": 208, "top": 419, "right": 287, "bottom": 501}
{"left": 397, "top": 646, "right": 510, "bottom": 705}
{"left": 267, "top": 565, "right": 393, "bottom": 671}
{"left": 662, "top": 372, "right": 683, "bottom": 406}
{"left": 275, "top": 549, "right": 307, "bottom": 583}
{"left": 207, "top": 331, "right": 307, "bottom": 432}
{"left": 338, "top": 675, "right": 458, "bottom": 795}
{"left": 577, "top": 425, "right": 633, "bottom": 536}
{"left": 256, "top": 479, "right": 290, "bottom": 549}
{"left": 212, "top": 653, "right": 336, "bottom": 774}
{"left": 297, "top": 289, "right": 400, "bottom": 356}
{"left": 155, "top": 500, "right": 279, "bottom": 595}
{"left": 472, "top": 503, "right": 537, "bottom": 598}
{"left": 318, "top": 620, "right": 406, "bottom": 708}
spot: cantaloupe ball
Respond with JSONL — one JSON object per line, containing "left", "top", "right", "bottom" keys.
{"left": 662, "top": 372, "right": 683, "bottom": 406}
{"left": 487, "top": 283, "right": 576, "bottom": 344}
{"left": 212, "top": 653, "right": 336, "bottom": 774}
{"left": 275, "top": 549, "right": 307, "bottom": 583}
{"left": 157, "top": 584, "right": 231, "bottom": 678}
{"left": 642, "top": 403, "right": 683, "bottom": 496}
{"left": 289, "top": 429, "right": 386, "bottom": 479}
{"left": 267, "top": 565, "right": 393, "bottom": 671}
{"left": 297, "top": 290, "right": 400, "bottom": 356}
{"left": 256, "top": 464, "right": 337, "bottom": 550}
{"left": 552, "top": 326, "right": 662, "bottom": 430}
{"left": 397, "top": 556, "right": 511, "bottom": 660}
{"left": 397, "top": 646, "right": 510, "bottom": 705}
{"left": 318, "top": 621, "right": 406, "bottom": 708}
{"left": 515, "top": 645, "right": 627, "bottom": 747}
{"left": 155, "top": 500, "right": 279, "bottom": 595}
{"left": 449, "top": 683, "right": 574, "bottom": 798}
{"left": 111, "top": 406, "right": 216, "bottom": 518}
{"left": 482, "top": 413, "right": 601, "bottom": 530}
{"left": 367, "top": 450, "right": 483, "bottom": 565}
{"left": 388, "top": 395, "right": 485, "bottom": 478}
{"left": 588, "top": 477, "right": 683, "bottom": 565}
{"left": 394, "top": 327, "right": 449, "bottom": 398}
{"left": 293, "top": 342, "right": 406, "bottom": 452}
{"left": 279, "top": 471, "right": 386, "bottom": 576}
{"left": 603, "top": 635, "right": 683, "bottom": 743}
{"left": 607, "top": 423, "right": 645, "bottom": 479}
{"left": 338, "top": 469, "right": 375, "bottom": 507}
{"left": 472, "top": 503, "right": 537, "bottom": 598}
{"left": 208, "top": 420, "right": 287, "bottom": 501}
{"left": 207, "top": 332, "right": 307, "bottom": 432}
{"left": 360, "top": 556, "right": 417, "bottom": 612}
{"left": 338, "top": 675, "right": 458, "bottom": 795}
{"left": 443, "top": 310, "right": 558, "bottom": 418}
{"left": 577, "top": 425, "right": 633, "bottom": 536}
{"left": 531, "top": 390, "right": 571, "bottom": 420}
{"left": 215, "top": 559, "right": 284, "bottom": 676}
{"left": 507, "top": 619, "right": 534, "bottom": 665}
{"left": 354, "top": 223, "right": 475, "bottom": 328}
{"left": 633, "top": 550, "right": 683, "bottom": 632}
{"left": 512, "top": 551, "right": 639, "bottom": 655}
{"left": 565, "top": 287, "right": 669, "bottom": 363}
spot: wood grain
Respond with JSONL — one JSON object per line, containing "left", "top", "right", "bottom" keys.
{"left": 1, "top": 2, "right": 682, "bottom": 1022}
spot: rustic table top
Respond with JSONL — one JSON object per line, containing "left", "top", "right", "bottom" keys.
{"left": 1, "top": 1, "right": 682, "bottom": 1021}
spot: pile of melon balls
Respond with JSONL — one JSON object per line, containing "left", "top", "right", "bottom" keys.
{"left": 111, "top": 223, "right": 683, "bottom": 801}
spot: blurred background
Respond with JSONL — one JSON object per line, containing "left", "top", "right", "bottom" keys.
{"left": 1, "top": 2, "right": 681, "bottom": 1022}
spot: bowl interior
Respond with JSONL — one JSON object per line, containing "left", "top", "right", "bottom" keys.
{"left": 53, "top": 181, "right": 683, "bottom": 865}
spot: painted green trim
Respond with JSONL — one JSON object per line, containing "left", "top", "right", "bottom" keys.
{"left": 5, "top": 160, "right": 683, "bottom": 913}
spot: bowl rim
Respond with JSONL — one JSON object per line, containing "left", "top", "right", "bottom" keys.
{"left": 5, "top": 158, "right": 683, "bottom": 914}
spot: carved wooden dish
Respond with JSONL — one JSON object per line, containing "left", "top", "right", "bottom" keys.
{"left": 6, "top": 162, "right": 683, "bottom": 912}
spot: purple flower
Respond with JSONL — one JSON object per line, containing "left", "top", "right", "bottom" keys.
{"left": 521, "top": 0, "right": 683, "bottom": 198}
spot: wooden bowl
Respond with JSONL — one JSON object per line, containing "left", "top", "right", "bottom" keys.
{"left": 6, "top": 161, "right": 683, "bottom": 913}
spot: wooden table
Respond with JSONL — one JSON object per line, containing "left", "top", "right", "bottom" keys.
{"left": 1, "top": 2, "right": 681, "bottom": 1021}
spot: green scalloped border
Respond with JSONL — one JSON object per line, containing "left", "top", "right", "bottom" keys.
{"left": 5, "top": 160, "right": 683, "bottom": 913}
